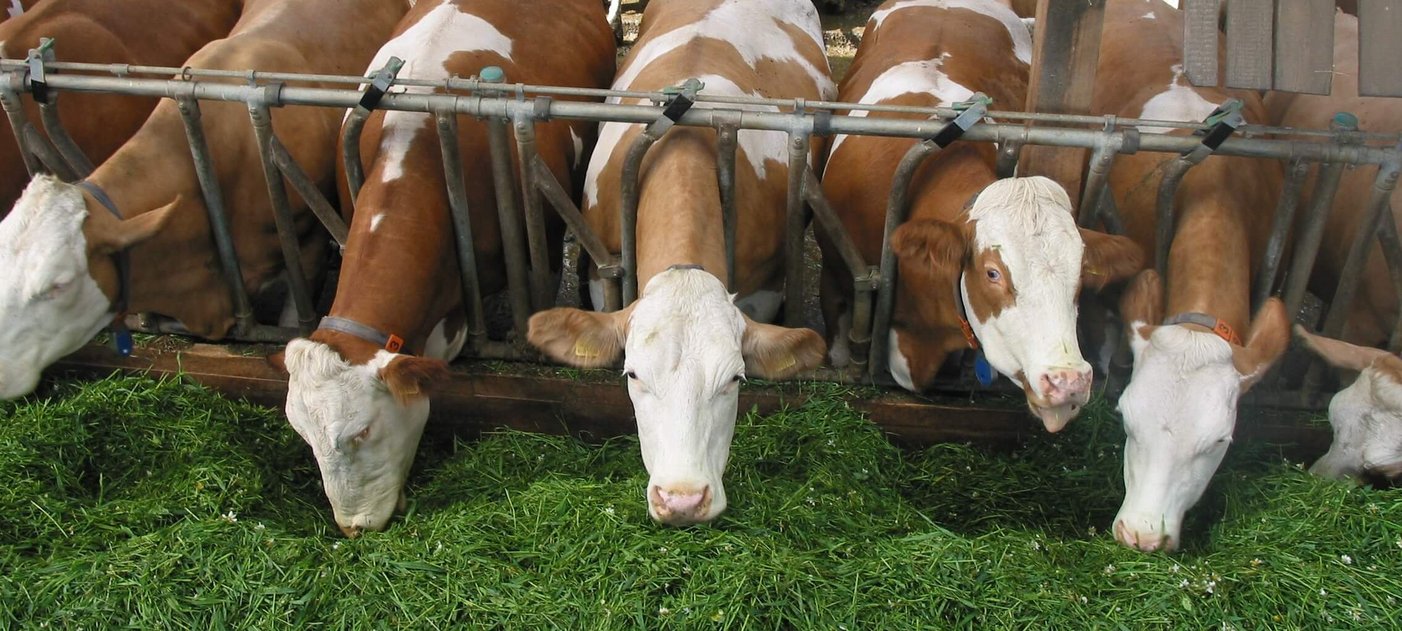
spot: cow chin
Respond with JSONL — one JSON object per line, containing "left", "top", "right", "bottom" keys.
{"left": 1026, "top": 399, "right": 1081, "bottom": 433}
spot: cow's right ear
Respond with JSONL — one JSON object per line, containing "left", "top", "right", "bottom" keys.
{"left": 527, "top": 305, "right": 632, "bottom": 369}
{"left": 267, "top": 350, "right": 288, "bottom": 376}
{"left": 1079, "top": 228, "right": 1144, "bottom": 290}
{"left": 1295, "top": 325, "right": 1394, "bottom": 373}
{"left": 380, "top": 356, "right": 451, "bottom": 405}
{"left": 1119, "top": 269, "right": 1164, "bottom": 358}
{"left": 88, "top": 196, "right": 181, "bottom": 254}
{"left": 891, "top": 219, "right": 967, "bottom": 279}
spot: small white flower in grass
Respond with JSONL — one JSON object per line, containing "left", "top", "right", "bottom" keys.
{"left": 254, "top": 523, "right": 265, "bottom": 532}
{"left": 1079, "top": 596, "right": 1088, "bottom": 604}
{"left": 1341, "top": 554, "right": 1353, "bottom": 565}
{"left": 826, "top": 439, "right": 836, "bottom": 447}
{"left": 221, "top": 510, "right": 237, "bottom": 524}
{"left": 657, "top": 607, "right": 672, "bottom": 616}
{"left": 1319, "top": 588, "right": 1327, "bottom": 597}
{"left": 1396, "top": 537, "right": 1402, "bottom": 549}
{"left": 1367, "top": 503, "right": 1380, "bottom": 514}
{"left": 1172, "top": 564, "right": 1182, "bottom": 573}
{"left": 434, "top": 542, "right": 443, "bottom": 554}
{"left": 1205, "top": 580, "right": 1216, "bottom": 594}
{"left": 1179, "top": 579, "right": 1190, "bottom": 589}
{"left": 1250, "top": 558, "right": 1262, "bottom": 568}
{"left": 1087, "top": 525, "right": 1097, "bottom": 536}
{"left": 332, "top": 541, "right": 341, "bottom": 550}
{"left": 659, "top": 547, "right": 668, "bottom": 554}
{"left": 1353, "top": 610, "right": 1363, "bottom": 622}
{"left": 1029, "top": 540, "right": 1042, "bottom": 551}
{"left": 1103, "top": 564, "right": 1116, "bottom": 575}
{"left": 603, "top": 507, "right": 615, "bottom": 516}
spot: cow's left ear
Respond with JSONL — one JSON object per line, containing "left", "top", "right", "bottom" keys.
{"left": 379, "top": 355, "right": 452, "bottom": 406}
{"left": 740, "top": 313, "right": 826, "bottom": 380}
{"left": 88, "top": 196, "right": 182, "bottom": 254}
{"left": 1079, "top": 228, "right": 1144, "bottom": 290}
{"left": 1232, "top": 297, "right": 1290, "bottom": 391}
{"left": 527, "top": 305, "right": 632, "bottom": 369}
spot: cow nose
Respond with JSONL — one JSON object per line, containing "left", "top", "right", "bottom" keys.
{"left": 648, "top": 484, "right": 711, "bottom": 525}
{"left": 339, "top": 524, "right": 363, "bottom": 539}
{"left": 1040, "top": 368, "right": 1092, "bottom": 406}
{"left": 1114, "top": 519, "right": 1171, "bottom": 553}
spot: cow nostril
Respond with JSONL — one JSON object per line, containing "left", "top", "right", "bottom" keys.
{"left": 339, "top": 524, "right": 363, "bottom": 539}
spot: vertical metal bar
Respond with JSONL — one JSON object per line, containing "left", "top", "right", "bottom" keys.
{"left": 869, "top": 139, "right": 939, "bottom": 381}
{"left": 1077, "top": 132, "right": 1122, "bottom": 228}
{"left": 486, "top": 106, "right": 530, "bottom": 334}
{"left": 619, "top": 130, "right": 657, "bottom": 306}
{"left": 268, "top": 136, "right": 348, "bottom": 249}
{"left": 0, "top": 78, "right": 39, "bottom": 176}
{"left": 1153, "top": 157, "right": 1195, "bottom": 274}
{"left": 176, "top": 96, "right": 256, "bottom": 336}
{"left": 530, "top": 156, "right": 616, "bottom": 270}
{"left": 715, "top": 114, "right": 740, "bottom": 292}
{"left": 511, "top": 110, "right": 553, "bottom": 311}
{"left": 247, "top": 98, "right": 316, "bottom": 334}
{"left": 1283, "top": 161, "right": 1347, "bottom": 317}
{"left": 434, "top": 106, "right": 489, "bottom": 353}
{"left": 803, "top": 168, "right": 875, "bottom": 370}
{"left": 783, "top": 128, "right": 810, "bottom": 329}
{"left": 21, "top": 123, "right": 76, "bottom": 182}
{"left": 340, "top": 106, "right": 372, "bottom": 208}
{"left": 36, "top": 95, "right": 93, "bottom": 177}
{"left": 994, "top": 138, "right": 1023, "bottom": 179}
{"left": 1253, "top": 158, "right": 1309, "bottom": 309}
{"left": 1375, "top": 209, "right": 1402, "bottom": 353}
{"left": 1321, "top": 149, "right": 1402, "bottom": 338}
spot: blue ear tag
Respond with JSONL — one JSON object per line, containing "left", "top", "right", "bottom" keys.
{"left": 113, "top": 325, "right": 133, "bottom": 357}
{"left": 974, "top": 351, "right": 995, "bottom": 386}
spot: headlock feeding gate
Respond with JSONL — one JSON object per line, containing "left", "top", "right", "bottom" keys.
{"left": 6, "top": 41, "right": 1401, "bottom": 440}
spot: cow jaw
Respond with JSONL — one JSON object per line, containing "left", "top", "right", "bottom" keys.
{"left": 1113, "top": 325, "right": 1241, "bottom": 553}
{"left": 282, "top": 339, "right": 429, "bottom": 536}
{"left": 0, "top": 177, "right": 119, "bottom": 399}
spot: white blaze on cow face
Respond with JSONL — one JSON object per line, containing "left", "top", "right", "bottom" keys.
{"left": 0, "top": 176, "right": 171, "bottom": 400}
{"left": 1114, "top": 325, "right": 1238, "bottom": 552}
{"left": 961, "top": 177, "right": 1093, "bottom": 431}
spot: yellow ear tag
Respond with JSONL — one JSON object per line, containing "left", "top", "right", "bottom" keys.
{"left": 573, "top": 338, "right": 601, "bottom": 359}
{"left": 772, "top": 354, "right": 796, "bottom": 373}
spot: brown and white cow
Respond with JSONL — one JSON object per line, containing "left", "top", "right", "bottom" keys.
{"left": 1295, "top": 326, "right": 1402, "bottom": 481}
{"left": 0, "top": 0, "right": 242, "bottom": 215}
{"left": 277, "top": 0, "right": 615, "bottom": 537}
{"left": 527, "top": 0, "right": 832, "bottom": 526}
{"left": 0, "top": 0, "right": 406, "bottom": 400}
{"left": 1266, "top": 10, "right": 1400, "bottom": 348}
{"left": 818, "top": 0, "right": 1143, "bottom": 433}
{"left": 1095, "top": 0, "right": 1291, "bottom": 553}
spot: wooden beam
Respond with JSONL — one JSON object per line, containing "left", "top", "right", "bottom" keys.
{"left": 1224, "top": 0, "right": 1274, "bottom": 90}
{"left": 1182, "top": 0, "right": 1222, "bottom": 87}
{"left": 1017, "top": 0, "right": 1106, "bottom": 208}
{"left": 1274, "top": 0, "right": 1335, "bottom": 95}
{"left": 1358, "top": 0, "right": 1402, "bottom": 96}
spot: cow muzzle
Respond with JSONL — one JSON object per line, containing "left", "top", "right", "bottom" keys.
{"left": 1026, "top": 367, "right": 1092, "bottom": 432}
{"left": 648, "top": 483, "right": 715, "bottom": 526}
{"left": 1113, "top": 517, "right": 1177, "bottom": 553}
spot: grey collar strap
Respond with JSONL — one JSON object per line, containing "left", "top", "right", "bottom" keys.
{"left": 1162, "top": 312, "right": 1242, "bottom": 345}
{"left": 667, "top": 263, "right": 705, "bottom": 271}
{"left": 318, "top": 316, "right": 406, "bottom": 353}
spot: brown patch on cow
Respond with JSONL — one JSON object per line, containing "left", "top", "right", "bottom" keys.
{"left": 267, "top": 349, "right": 288, "bottom": 375}
{"left": 1120, "top": 269, "right": 1166, "bottom": 341}
{"left": 963, "top": 247, "right": 1014, "bottom": 323}
{"left": 1079, "top": 228, "right": 1145, "bottom": 291}
{"left": 379, "top": 355, "right": 452, "bottom": 406}
{"left": 740, "top": 314, "right": 827, "bottom": 380}
{"left": 891, "top": 219, "right": 967, "bottom": 277}
{"left": 527, "top": 305, "right": 632, "bottom": 369}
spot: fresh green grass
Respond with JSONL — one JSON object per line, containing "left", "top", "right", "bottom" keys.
{"left": 1, "top": 373, "right": 1399, "bottom": 629}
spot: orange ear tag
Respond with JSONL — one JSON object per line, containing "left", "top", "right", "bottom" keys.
{"left": 385, "top": 334, "right": 405, "bottom": 353}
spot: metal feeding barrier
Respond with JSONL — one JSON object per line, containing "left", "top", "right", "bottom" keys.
{"left": 4, "top": 45, "right": 1402, "bottom": 408}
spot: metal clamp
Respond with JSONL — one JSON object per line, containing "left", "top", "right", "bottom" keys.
{"left": 358, "top": 56, "right": 404, "bottom": 111}
{"left": 929, "top": 93, "right": 991, "bottom": 148}
{"left": 647, "top": 78, "right": 703, "bottom": 136}
{"left": 24, "top": 37, "right": 54, "bottom": 103}
{"left": 1184, "top": 98, "right": 1244, "bottom": 160}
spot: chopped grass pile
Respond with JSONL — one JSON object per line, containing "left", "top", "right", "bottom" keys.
{"left": 1, "top": 373, "right": 1399, "bottom": 628}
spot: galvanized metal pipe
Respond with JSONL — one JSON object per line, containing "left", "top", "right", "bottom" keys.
{"left": 486, "top": 108, "right": 531, "bottom": 336}
{"left": 340, "top": 105, "right": 371, "bottom": 208}
{"left": 1375, "top": 209, "right": 1402, "bottom": 353}
{"left": 0, "top": 77, "right": 38, "bottom": 176}
{"left": 803, "top": 168, "right": 876, "bottom": 369}
{"left": 246, "top": 99, "right": 316, "bottom": 334}
{"left": 268, "top": 136, "right": 348, "bottom": 249}
{"left": 1253, "top": 158, "right": 1310, "bottom": 309}
{"left": 994, "top": 136, "right": 1024, "bottom": 179}
{"left": 9, "top": 71, "right": 1399, "bottom": 167}
{"left": 869, "top": 139, "right": 940, "bottom": 381}
{"left": 1321, "top": 149, "right": 1402, "bottom": 339}
{"left": 618, "top": 127, "right": 657, "bottom": 306}
{"left": 36, "top": 95, "right": 93, "bottom": 177}
{"left": 1283, "top": 161, "right": 1347, "bottom": 317}
{"left": 530, "top": 157, "right": 620, "bottom": 280}
{"left": 1153, "top": 157, "right": 1197, "bottom": 274}
{"left": 511, "top": 109, "right": 554, "bottom": 311}
{"left": 175, "top": 96, "right": 256, "bottom": 337}
{"left": 1077, "top": 132, "right": 1123, "bottom": 228}
{"left": 715, "top": 113, "right": 740, "bottom": 291}
{"left": 433, "top": 106, "right": 489, "bottom": 353}
{"left": 21, "top": 122, "right": 76, "bottom": 182}
{"left": 783, "top": 128, "right": 811, "bottom": 329}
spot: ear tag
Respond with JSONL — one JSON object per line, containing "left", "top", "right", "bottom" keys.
{"left": 773, "top": 354, "right": 796, "bottom": 373}
{"left": 113, "top": 324, "right": 133, "bottom": 357}
{"left": 573, "top": 338, "right": 599, "bottom": 359}
{"left": 974, "top": 351, "right": 995, "bottom": 386}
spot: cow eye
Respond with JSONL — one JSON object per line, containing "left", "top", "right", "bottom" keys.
{"left": 624, "top": 370, "right": 638, "bottom": 380}
{"left": 986, "top": 268, "right": 1002, "bottom": 282}
{"left": 732, "top": 374, "right": 745, "bottom": 383}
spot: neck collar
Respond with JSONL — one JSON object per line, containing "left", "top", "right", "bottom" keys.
{"left": 76, "top": 180, "right": 134, "bottom": 356}
{"left": 953, "top": 272, "right": 980, "bottom": 350}
{"left": 1163, "top": 312, "right": 1242, "bottom": 345}
{"left": 318, "top": 316, "right": 406, "bottom": 354}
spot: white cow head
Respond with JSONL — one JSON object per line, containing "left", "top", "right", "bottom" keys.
{"left": 1295, "top": 326, "right": 1402, "bottom": 481}
{"left": 1113, "top": 270, "right": 1290, "bottom": 552}
{"left": 888, "top": 176, "right": 1143, "bottom": 431}
{"left": 528, "top": 267, "right": 825, "bottom": 525}
{"left": 0, "top": 176, "right": 174, "bottom": 399}
{"left": 277, "top": 338, "right": 450, "bottom": 537}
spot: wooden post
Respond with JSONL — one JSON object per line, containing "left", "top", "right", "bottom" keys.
{"left": 1224, "top": 0, "right": 1273, "bottom": 90}
{"left": 1359, "top": 0, "right": 1402, "bottom": 96}
{"left": 1016, "top": 0, "right": 1106, "bottom": 208}
{"left": 1182, "top": 0, "right": 1221, "bottom": 87}
{"left": 1274, "top": 0, "right": 1335, "bottom": 95}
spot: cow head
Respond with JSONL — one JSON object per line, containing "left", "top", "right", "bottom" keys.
{"left": 1295, "top": 326, "right": 1402, "bottom": 482}
{"left": 277, "top": 338, "right": 450, "bottom": 537}
{"left": 0, "top": 176, "right": 175, "bottom": 399}
{"left": 887, "top": 176, "right": 1143, "bottom": 432}
{"left": 1113, "top": 270, "right": 1290, "bottom": 552}
{"left": 528, "top": 267, "right": 825, "bottom": 526}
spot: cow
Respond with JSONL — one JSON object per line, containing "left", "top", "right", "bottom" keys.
{"left": 526, "top": 0, "right": 833, "bottom": 526}
{"left": 1, "top": 0, "right": 41, "bottom": 23}
{"left": 1094, "top": 0, "right": 1291, "bottom": 553}
{"left": 1295, "top": 326, "right": 1402, "bottom": 482}
{"left": 1266, "top": 10, "right": 1400, "bottom": 348}
{"left": 0, "top": 0, "right": 407, "bottom": 401}
{"left": 0, "top": 0, "right": 242, "bottom": 215}
{"left": 817, "top": 0, "right": 1143, "bottom": 433}
{"left": 276, "top": 0, "right": 616, "bottom": 538}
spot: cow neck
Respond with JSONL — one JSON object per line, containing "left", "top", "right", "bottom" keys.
{"left": 75, "top": 181, "right": 130, "bottom": 319}
{"left": 1160, "top": 171, "right": 1257, "bottom": 348}
{"left": 317, "top": 316, "right": 406, "bottom": 355}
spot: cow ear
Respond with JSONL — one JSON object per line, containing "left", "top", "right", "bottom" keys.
{"left": 1079, "top": 228, "right": 1144, "bottom": 290}
{"left": 379, "top": 355, "right": 451, "bottom": 406}
{"left": 88, "top": 196, "right": 181, "bottom": 255}
{"left": 1294, "top": 325, "right": 1394, "bottom": 373}
{"left": 740, "top": 314, "right": 826, "bottom": 380}
{"left": 891, "top": 219, "right": 967, "bottom": 279}
{"left": 1119, "top": 269, "right": 1164, "bottom": 359}
{"left": 1232, "top": 297, "right": 1290, "bottom": 391}
{"left": 527, "top": 305, "right": 631, "bottom": 369}
{"left": 267, "top": 350, "right": 289, "bottom": 376}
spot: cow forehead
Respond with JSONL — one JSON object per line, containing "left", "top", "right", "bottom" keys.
{"left": 0, "top": 180, "right": 89, "bottom": 294}
{"left": 626, "top": 273, "right": 746, "bottom": 371}
{"left": 1121, "top": 328, "right": 1240, "bottom": 437}
{"left": 287, "top": 346, "right": 397, "bottom": 434}
{"left": 967, "top": 179, "right": 1081, "bottom": 281}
